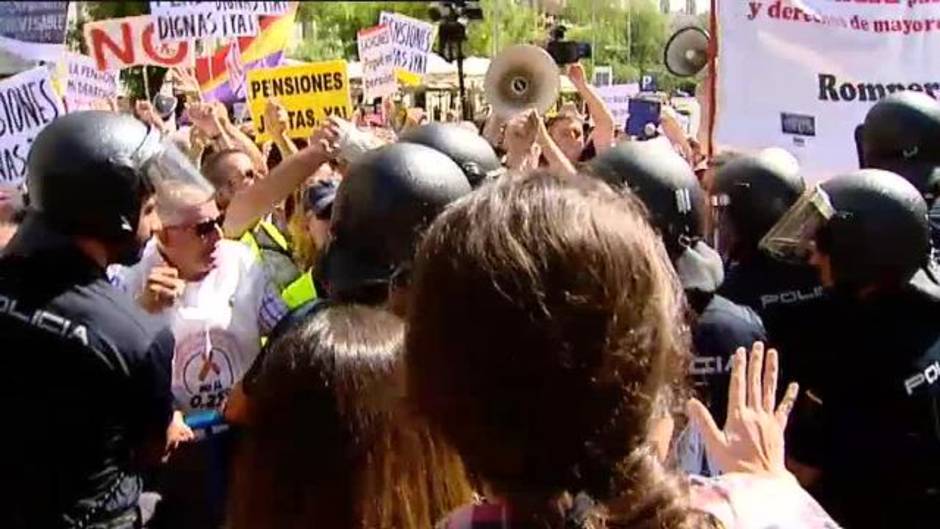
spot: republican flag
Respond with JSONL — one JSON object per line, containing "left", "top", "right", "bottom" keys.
{"left": 195, "top": 5, "right": 296, "bottom": 104}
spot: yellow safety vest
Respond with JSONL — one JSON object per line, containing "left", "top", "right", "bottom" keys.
{"left": 239, "top": 220, "right": 317, "bottom": 310}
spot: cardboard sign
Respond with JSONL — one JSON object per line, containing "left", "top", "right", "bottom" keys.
{"left": 84, "top": 15, "right": 196, "bottom": 71}
{"left": 0, "top": 67, "right": 64, "bottom": 186}
{"left": 0, "top": 2, "right": 69, "bottom": 62}
{"left": 64, "top": 52, "right": 119, "bottom": 112}
{"left": 357, "top": 25, "right": 396, "bottom": 102}
{"left": 150, "top": 2, "right": 259, "bottom": 42}
{"left": 247, "top": 60, "right": 352, "bottom": 142}
{"left": 596, "top": 83, "right": 640, "bottom": 129}
{"left": 715, "top": 0, "right": 940, "bottom": 181}
{"left": 378, "top": 12, "right": 435, "bottom": 86}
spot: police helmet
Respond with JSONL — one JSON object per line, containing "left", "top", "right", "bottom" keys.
{"left": 27, "top": 111, "right": 208, "bottom": 243}
{"left": 711, "top": 149, "right": 804, "bottom": 256}
{"left": 398, "top": 123, "right": 505, "bottom": 187}
{"left": 322, "top": 142, "right": 471, "bottom": 299}
{"left": 589, "top": 139, "right": 705, "bottom": 255}
{"left": 762, "top": 169, "right": 929, "bottom": 287}
{"left": 856, "top": 92, "right": 940, "bottom": 200}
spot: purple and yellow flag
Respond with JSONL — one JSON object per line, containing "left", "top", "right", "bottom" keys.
{"left": 195, "top": 5, "right": 296, "bottom": 104}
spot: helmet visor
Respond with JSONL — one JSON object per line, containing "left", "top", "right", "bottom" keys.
{"left": 759, "top": 185, "right": 836, "bottom": 263}
{"left": 140, "top": 136, "right": 215, "bottom": 214}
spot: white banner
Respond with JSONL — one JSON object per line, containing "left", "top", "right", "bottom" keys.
{"left": 150, "top": 2, "right": 259, "bottom": 42}
{"left": 64, "top": 52, "right": 118, "bottom": 111}
{"left": 715, "top": 0, "right": 940, "bottom": 182}
{"left": 357, "top": 24, "right": 397, "bottom": 102}
{"left": 379, "top": 12, "right": 435, "bottom": 78}
{"left": 596, "top": 83, "right": 639, "bottom": 129}
{"left": 0, "top": 67, "right": 64, "bottom": 186}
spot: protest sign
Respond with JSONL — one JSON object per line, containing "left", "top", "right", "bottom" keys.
{"left": 0, "top": 67, "right": 64, "bottom": 186}
{"left": 215, "top": 2, "right": 290, "bottom": 16}
{"left": 596, "top": 83, "right": 640, "bottom": 129}
{"left": 246, "top": 60, "right": 352, "bottom": 142}
{"left": 379, "top": 12, "right": 435, "bottom": 86}
{"left": 84, "top": 15, "right": 196, "bottom": 71}
{"left": 63, "top": 53, "right": 119, "bottom": 112}
{"left": 150, "top": 2, "right": 260, "bottom": 42}
{"left": 715, "top": 0, "right": 940, "bottom": 182}
{"left": 0, "top": 2, "right": 69, "bottom": 62}
{"left": 357, "top": 24, "right": 397, "bottom": 102}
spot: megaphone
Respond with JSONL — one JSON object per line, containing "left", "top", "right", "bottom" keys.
{"left": 664, "top": 27, "right": 710, "bottom": 77}
{"left": 484, "top": 44, "right": 560, "bottom": 119}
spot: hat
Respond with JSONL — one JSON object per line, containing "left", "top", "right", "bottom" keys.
{"left": 305, "top": 179, "right": 338, "bottom": 220}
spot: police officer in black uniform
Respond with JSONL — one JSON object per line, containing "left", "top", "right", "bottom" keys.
{"left": 762, "top": 169, "right": 940, "bottom": 528}
{"left": 855, "top": 91, "right": 940, "bottom": 251}
{"left": 0, "top": 111, "right": 193, "bottom": 528}
{"left": 398, "top": 122, "right": 506, "bottom": 188}
{"left": 709, "top": 151, "right": 825, "bottom": 386}
{"left": 590, "top": 141, "right": 766, "bottom": 438}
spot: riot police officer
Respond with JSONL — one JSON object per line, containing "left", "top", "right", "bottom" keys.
{"left": 855, "top": 91, "right": 940, "bottom": 251}
{"left": 590, "top": 140, "right": 766, "bottom": 442}
{"left": 762, "top": 169, "right": 940, "bottom": 528}
{"left": 709, "top": 150, "right": 825, "bottom": 386}
{"left": 0, "top": 111, "right": 204, "bottom": 527}
{"left": 398, "top": 122, "right": 506, "bottom": 187}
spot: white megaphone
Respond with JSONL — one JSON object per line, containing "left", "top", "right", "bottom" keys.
{"left": 484, "top": 44, "right": 560, "bottom": 119}
{"left": 663, "top": 26, "right": 710, "bottom": 78}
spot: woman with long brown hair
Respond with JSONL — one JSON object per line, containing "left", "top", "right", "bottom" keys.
{"left": 227, "top": 303, "right": 473, "bottom": 529}
{"left": 406, "top": 170, "right": 836, "bottom": 529}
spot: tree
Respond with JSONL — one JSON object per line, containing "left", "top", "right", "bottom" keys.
{"left": 293, "top": 1, "right": 426, "bottom": 62}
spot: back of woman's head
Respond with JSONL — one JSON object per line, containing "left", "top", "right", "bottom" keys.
{"left": 230, "top": 304, "right": 472, "bottom": 529}
{"left": 407, "top": 171, "right": 701, "bottom": 528}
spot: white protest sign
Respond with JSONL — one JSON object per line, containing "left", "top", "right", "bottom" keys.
{"left": 64, "top": 52, "right": 118, "bottom": 112}
{"left": 0, "top": 67, "right": 64, "bottom": 186}
{"left": 214, "top": 1, "right": 290, "bottom": 15}
{"left": 150, "top": 2, "right": 259, "bottom": 43}
{"left": 84, "top": 15, "right": 196, "bottom": 71}
{"left": 596, "top": 83, "right": 639, "bottom": 129}
{"left": 357, "top": 24, "right": 397, "bottom": 102}
{"left": 715, "top": 0, "right": 940, "bottom": 182}
{"left": 379, "top": 12, "right": 435, "bottom": 84}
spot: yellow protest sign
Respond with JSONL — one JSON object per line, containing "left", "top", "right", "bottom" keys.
{"left": 247, "top": 59, "right": 352, "bottom": 142}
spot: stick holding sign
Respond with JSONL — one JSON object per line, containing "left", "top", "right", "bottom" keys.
{"left": 246, "top": 60, "right": 353, "bottom": 142}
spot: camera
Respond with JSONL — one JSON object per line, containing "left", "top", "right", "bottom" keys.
{"left": 545, "top": 25, "right": 592, "bottom": 66}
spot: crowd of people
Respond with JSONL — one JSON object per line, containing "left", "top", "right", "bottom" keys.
{"left": 1, "top": 58, "right": 939, "bottom": 529}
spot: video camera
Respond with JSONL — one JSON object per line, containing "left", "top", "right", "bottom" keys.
{"left": 545, "top": 25, "right": 592, "bottom": 66}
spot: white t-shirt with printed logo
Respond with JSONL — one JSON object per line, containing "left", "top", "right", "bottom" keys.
{"left": 111, "top": 238, "right": 286, "bottom": 413}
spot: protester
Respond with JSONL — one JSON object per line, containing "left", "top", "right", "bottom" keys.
{"left": 590, "top": 141, "right": 766, "bottom": 474}
{"left": 762, "top": 169, "right": 940, "bottom": 528}
{"left": 109, "top": 156, "right": 289, "bottom": 528}
{"left": 228, "top": 303, "right": 474, "bottom": 529}
{"left": 406, "top": 170, "right": 835, "bottom": 528}
{"left": 0, "top": 184, "right": 25, "bottom": 251}
{"left": 0, "top": 112, "right": 175, "bottom": 528}
{"left": 548, "top": 63, "right": 616, "bottom": 163}
{"left": 284, "top": 177, "right": 336, "bottom": 299}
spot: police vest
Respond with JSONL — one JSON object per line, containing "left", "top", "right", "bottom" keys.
{"left": 239, "top": 220, "right": 317, "bottom": 310}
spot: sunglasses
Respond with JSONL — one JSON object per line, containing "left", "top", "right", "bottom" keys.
{"left": 170, "top": 215, "right": 224, "bottom": 239}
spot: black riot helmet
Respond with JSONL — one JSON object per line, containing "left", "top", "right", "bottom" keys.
{"left": 762, "top": 169, "right": 929, "bottom": 289}
{"left": 322, "top": 142, "right": 472, "bottom": 301}
{"left": 710, "top": 148, "right": 804, "bottom": 259}
{"left": 398, "top": 123, "right": 505, "bottom": 187}
{"left": 27, "top": 111, "right": 212, "bottom": 263}
{"left": 589, "top": 140, "right": 723, "bottom": 293}
{"left": 856, "top": 92, "right": 940, "bottom": 201}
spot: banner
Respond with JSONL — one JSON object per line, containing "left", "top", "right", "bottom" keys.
{"left": 379, "top": 12, "right": 435, "bottom": 86}
{"left": 196, "top": 6, "right": 295, "bottom": 104}
{"left": 84, "top": 15, "right": 196, "bottom": 71}
{"left": 150, "top": 2, "right": 260, "bottom": 42}
{"left": 357, "top": 24, "right": 397, "bottom": 102}
{"left": 64, "top": 52, "right": 119, "bottom": 112}
{"left": 715, "top": 0, "right": 940, "bottom": 182}
{"left": 596, "top": 83, "right": 640, "bottom": 129}
{"left": 0, "top": 2, "right": 69, "bottom": 62}
{"left": 246, "top": 60, "right": 352, "bottom": 142}
{"left": 0, "top": 67, "right": 64, "bottom": 186}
